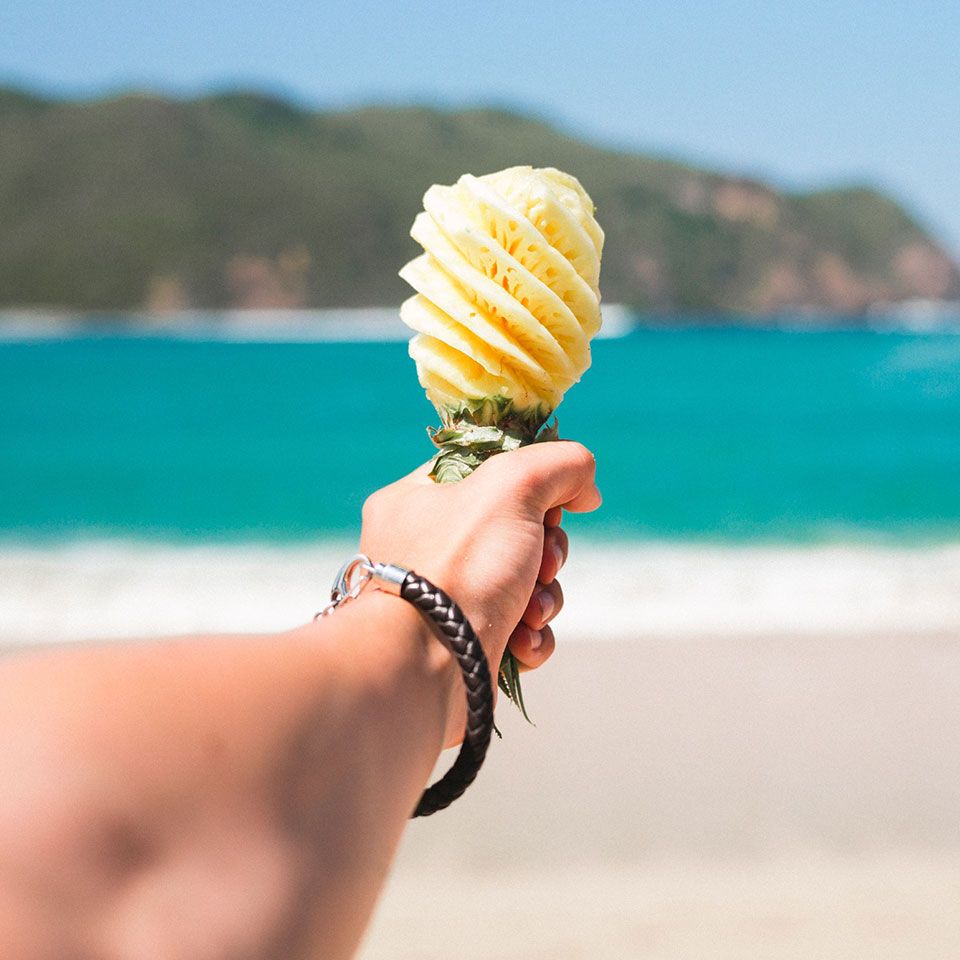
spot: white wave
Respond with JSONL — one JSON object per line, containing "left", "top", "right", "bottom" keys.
{"left": 2, "top": 540, "right": 959, "bottom": 647}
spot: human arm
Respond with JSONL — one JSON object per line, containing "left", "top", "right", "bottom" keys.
{"left": 0, "top": 442, "right": 600, "bottom": 960}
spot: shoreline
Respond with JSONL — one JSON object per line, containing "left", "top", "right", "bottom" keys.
{"left": 2, "top": 539, "right": 959, "bottom": 646}
{"left": 2, "top": 304, "right": 960, "bottom": 341}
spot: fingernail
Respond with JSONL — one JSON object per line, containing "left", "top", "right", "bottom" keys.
{"left": 528, "top": 628, "right": 543, "bottom": 651}
{"left": 551, "top": 541, "right": 565, "bottom": 573}
{"left": 538, "top": 589, "right": 555, "bottom": 622}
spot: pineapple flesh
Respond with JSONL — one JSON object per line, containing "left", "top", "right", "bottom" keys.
{"left": 399, "top": 166, "right": 604, "bottom": 716}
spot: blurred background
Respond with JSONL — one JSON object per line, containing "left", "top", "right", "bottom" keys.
{"left": 1, "top": 2, "right": 959, "bottom": 957}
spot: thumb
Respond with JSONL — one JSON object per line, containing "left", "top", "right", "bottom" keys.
{"left": 474, "top": 441, "right": 601, "bottom": 514}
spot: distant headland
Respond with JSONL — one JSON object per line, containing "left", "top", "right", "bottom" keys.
{"left": 1, "top": 86, "right": 957, "bottom": 317}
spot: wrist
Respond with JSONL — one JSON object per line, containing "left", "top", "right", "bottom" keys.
{"left": 335, "top": 587, "right": 465, "bottom": 748}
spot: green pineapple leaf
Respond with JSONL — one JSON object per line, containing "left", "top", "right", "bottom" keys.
{"left": 498, "top": 651, "right": 533, "bottom": 724}
{"left": 429, "top": 406, "right": 563, "bottom": 725}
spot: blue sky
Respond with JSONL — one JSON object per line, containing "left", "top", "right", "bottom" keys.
{"left": 2, "top": 0, "right": 958, "bottom": 256}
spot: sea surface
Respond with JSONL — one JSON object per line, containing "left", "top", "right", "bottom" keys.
{"left": 3, "top": 311, "right": 960, "bottom": 643}
{"left": 2, "top": 315, "right": 958, "bottom": 544}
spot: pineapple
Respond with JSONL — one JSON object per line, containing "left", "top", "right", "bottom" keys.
{"left": 399, "top": 166, "right": 604, "bottom": 718}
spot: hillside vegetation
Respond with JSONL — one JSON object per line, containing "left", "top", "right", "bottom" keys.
{"left": 1, "top": 87, "right": 956, "bottom": 313}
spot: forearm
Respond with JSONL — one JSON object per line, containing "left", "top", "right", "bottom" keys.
{"left": 0, "top": 590, "right": 459, "bottom": 960}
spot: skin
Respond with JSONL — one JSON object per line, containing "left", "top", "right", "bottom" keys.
{"left": 0, "top": 441, "right": 600, "bottom": 960}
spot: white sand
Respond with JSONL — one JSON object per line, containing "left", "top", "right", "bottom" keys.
{"left": 362, "top": 856, "right": 960, "bottom": 960}
{"left": 359, "top": 635, "right": 960, "bottom": 958}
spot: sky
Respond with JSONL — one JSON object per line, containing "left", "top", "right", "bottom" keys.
{"left": 2, "top": 0, "right": 958, "bottom": 257}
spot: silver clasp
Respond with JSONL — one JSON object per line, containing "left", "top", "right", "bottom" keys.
{"left": 315, "top": 553, "right": 373, "bottom": 618}
{"left": 315, "top": 554, "right": 411, "bottom": 618}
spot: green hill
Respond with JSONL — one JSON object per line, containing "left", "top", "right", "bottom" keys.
{"left": 1, "top": 87, "right": 957, "bottom": 313}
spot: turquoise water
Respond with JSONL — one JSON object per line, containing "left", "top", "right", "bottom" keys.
{"left": 2, "top": 328, "right": 959, "bottom": 543}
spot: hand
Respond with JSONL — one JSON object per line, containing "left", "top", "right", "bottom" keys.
{"left": 360, "top": 441, "right": 601, "bottom": 739}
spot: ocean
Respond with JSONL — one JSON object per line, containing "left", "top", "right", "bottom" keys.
{"left": 2, "top": 312, "right": 959, "bottom": 643}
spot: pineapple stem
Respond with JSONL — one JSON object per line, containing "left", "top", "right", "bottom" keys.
{"left": 428, "top": 403, "right": 558, "bottom": 723}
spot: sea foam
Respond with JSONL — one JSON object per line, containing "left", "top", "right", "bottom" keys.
{"left": 2, "top": 541, "right": 958, "bottom": 647}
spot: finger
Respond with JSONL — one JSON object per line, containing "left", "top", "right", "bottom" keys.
{"left": 521, "top": 579, "right": 564, "bottom": 630}
{"left": 508, "top": 623, "right": 556, "bottom": 672}
{"left": 538, "top": 527, "right": 569, "bottom": 584}
{"left": 476, "top": 441, "right": 601, "bottom": 514}
{"left": 544, "top": 506, "right": 563, "bottom": 528}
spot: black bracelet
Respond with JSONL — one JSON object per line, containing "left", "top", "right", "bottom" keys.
{"left": 317, "top": 555, "right": 495, "bottom": 817}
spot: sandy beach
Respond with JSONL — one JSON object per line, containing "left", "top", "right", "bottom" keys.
{"left": 362, "top": 853, "right": 960, "bottom": 960}
{"left": 360, "top": 634, "right": 960, "bottom": 959}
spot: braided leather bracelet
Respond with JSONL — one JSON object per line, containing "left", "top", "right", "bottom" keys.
{"left": 316, "top": 555, "right": 495, "bottom": 817}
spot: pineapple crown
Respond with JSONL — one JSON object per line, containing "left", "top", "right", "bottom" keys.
{"left": 428, "top": 397, "right": 558, "bottom": 483}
